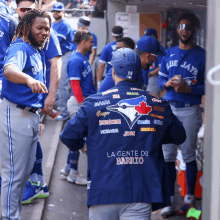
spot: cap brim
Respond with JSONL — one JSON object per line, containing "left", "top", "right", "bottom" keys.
{"left": 52, "top": 9, "right": 63, "bottom": 11}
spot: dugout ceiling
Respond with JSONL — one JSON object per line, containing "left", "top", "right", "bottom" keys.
{"left": 109, "top": 0, "right": 207, "bottom": 9}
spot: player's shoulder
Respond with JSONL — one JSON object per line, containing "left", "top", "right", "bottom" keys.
{"left": 165, "top": 46, "right": 179, "bottom": 55}
{"left": 68, "top": 52, "right": 84, "bottom": 64}
{"left": 8, "top": 38, "right": 28, "bottom": 52}
{"left": 193, "top": 45, "right": 206, "bottom": 56}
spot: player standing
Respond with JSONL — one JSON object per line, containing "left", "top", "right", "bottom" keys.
{"left": 158, "top": 12, "right": 205, "bottom": 217}
{"left": 60, "top": 30, "right": 96, "bottom": 185}
{"left": 0, "top": 9, "right": 51, "bottom": 220}
{"left": 142, "top": 28, "right": 165, "bottom": 96}
{"left": 72, "top": 16, "right": 97, "bottom": 65}
{"left": 15, "top": 0, "right": 62, "bottom": 204}
{"left": 60, "top": 48, "right": 186, "bottom": 220}
{"left": 97, "top": 25, "right": 123, "bottom": 88}
{"left": 52, "top": 2, "right": 73, "bottom": 120}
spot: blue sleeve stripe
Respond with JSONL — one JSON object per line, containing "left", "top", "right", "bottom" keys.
{"left": 56, "top": 33, "right": 66, "bottom": 40}
{"left": 69, "top": 77, "right": 81, "bottom": 80}
{"left": 99, "top": 59, "right": 107, "bottom": 63}
{"left": 159, "top": 71, "right": 168, "bottom": 78}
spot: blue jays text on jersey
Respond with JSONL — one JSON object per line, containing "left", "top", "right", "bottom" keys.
{"left": 60, "top": 80, "right": 186, "bottom": 211}
{"left": 3, "top": 37, "right": 46, "bottom": 108}
{"left": 158, "top": 45, "right": 205, "bottom": 104}
{"left": 67, "top": 51, "right": 96, "bottom": 96}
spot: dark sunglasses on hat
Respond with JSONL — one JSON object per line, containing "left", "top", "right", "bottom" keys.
{"left": 178, "top": 23, "right": 194, "bottom": 31}
{"left": 18, "top": 7, "right": 32, "bottom": 12}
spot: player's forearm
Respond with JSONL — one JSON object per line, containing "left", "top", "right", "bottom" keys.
{"left": 48, "top": 56, "right": 61, "bottom": 98}
{"left": 158, "top": 75, "right": 168, "bottom": 90}
{"left": 89, "top": 49, "right": 96, "bottom": 65}
{"left": 149, "top": 67, "right": 160, "bottom": 76}
{"left": 97, "top": 63, "right": 105, "bottom": 82}
{"left": 3, "top": 65, "right": 32, "bottom": 84}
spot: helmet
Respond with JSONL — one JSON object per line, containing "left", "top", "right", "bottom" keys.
{"left": 108, "top": 48, "right": 142, "bottom": 81}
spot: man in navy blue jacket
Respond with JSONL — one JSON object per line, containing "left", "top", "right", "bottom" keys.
{"left": 60, "top": 48, "right": 186, "bottom": 220}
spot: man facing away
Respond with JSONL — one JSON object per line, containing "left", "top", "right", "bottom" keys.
{"left": 60, "top": 48, "right": 186, "bottom": 220}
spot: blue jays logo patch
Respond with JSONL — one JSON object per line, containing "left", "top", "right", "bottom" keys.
{"left": 106, "top": 95, "right": 152, "bottom": 130}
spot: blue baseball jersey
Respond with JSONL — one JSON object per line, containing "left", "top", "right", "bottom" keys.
{"left": 60, "top": 80, "right": 186, "bottom": 210}
{"left": 43, "top": 29, "right": 62, "bottom": 89}
{"left": 0, "top": 12, "right": 17, "bottom": 78}
{"left": 158, "top": 45, "right": 205, "bottom": 104}
{"left": 99, "top": 41, "right": 117, "bottom": 73}
{"left": 98, "top": 67, "right": 145, "bottom": 93}
{"left": 71, "top": 29, "right": 97, "bottom": 60}
{"left": 2, "top": 37, "right": 46, "bottom": 108}
{"left": 52, "top": 19, "right": 73, "bottom": 54}
{"left": 67, "top": 51, "right": 96, "bottom": 96}
{"left": 0, "top": 1, "right": 14, "bottom": 15}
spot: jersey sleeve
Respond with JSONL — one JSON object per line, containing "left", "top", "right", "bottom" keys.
{"left": 190, "top": 55, "right": 205, "bottom": 95}
{"left": 8, "top": 16, "right": 17, "bottom": 42}
{"left": 158, "top": 55, "right": 169, "bottom": 90}
{"left": 67, "top": 58, "right": 83, "bottom": 80}
{"left": 56, "top": 23, "right": 70, "bottom": 43}
{"left": 92, "top": 33, "right": 97, "bottom": 49}
{"left": 99, "top": 44, "right": 108, "bottom": 63}
{"left": 4, "top": 44, "right": 27, "bottom": 71}
{"left": 162, "top": 104, "right": 186, "bottom": 145}
{"left": 44, "top": 29, "right": 62, "bottom": 61}
{"left": 60, "top": 101, "right": 89, "bottom": 151}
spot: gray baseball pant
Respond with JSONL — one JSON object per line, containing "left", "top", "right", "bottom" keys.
{"left": 162, "top": 105, "right": 202, "bottom": 163}
{"left": 89, "top": 203, "right": 152, "bottom": 220}
{"left": 57, "top": 50, "right": 72, "bottom": 116}
{"left": 0, "top": 99, "right": 40, "bottom": 220}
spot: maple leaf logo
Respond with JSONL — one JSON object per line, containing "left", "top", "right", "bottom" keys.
{"left": 191, "top": 79, "right": 197, "bottom": 84}
{"left": 135, "top": 101, "right": 152, "bottom": 115}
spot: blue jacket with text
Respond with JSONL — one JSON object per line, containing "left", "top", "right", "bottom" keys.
{"left": 60, "top": 80, "right": 186, "bottom": 211}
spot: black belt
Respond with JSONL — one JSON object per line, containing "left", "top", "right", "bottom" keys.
{"left": 16, "top": 104, "right": 39, "bottom": 113}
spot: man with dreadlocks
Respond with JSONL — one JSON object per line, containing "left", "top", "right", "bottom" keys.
{"left": 158, "top": 12, "right": 205, "bottom": 218}
{"left": 0, "top": 9, "right": 51, "bottom": 220}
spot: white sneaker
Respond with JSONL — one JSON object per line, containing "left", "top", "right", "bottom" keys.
{"left": 60, "top": 164, "right": 70, "bottom": 176}
{"left": 67, "top": 169, "right": 87, "bottom": 186}
{"left": 184, "top": 194, "right": 196, "bottom": 206}
{"left": 160, "top": 195, "right": 176, "bottom": 218}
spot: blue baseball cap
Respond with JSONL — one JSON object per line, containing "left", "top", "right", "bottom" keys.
{"left": 135, "top": 36, "right": 166, "bottom": 56}
{"left": 144, "top": 28, "right": 158, "bottom": 37}
{"left": 108, "top": 48, "right": 142, "bottom": 81}
{"left": 52, "top": 2, "right": 64, "bottom": 11}
{"left": 78, "top": 16, "right": 90, "bottom": 27}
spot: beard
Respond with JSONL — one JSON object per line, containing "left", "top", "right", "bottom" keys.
{"left": 54, "top": 15, "right": 62, "bottom": 20}
{"left": 178, "top": 33, "right": 194, "bottom": 45}
{"left": 142, "top": 63, "right": 151, "bottom": 70}
{"left": 28, "top": 29, "right": 43, "bottom": 47}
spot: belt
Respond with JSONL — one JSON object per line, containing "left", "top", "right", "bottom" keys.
{"left": 16, "top": 104, "right": 39, "bottom": 113}
{"left": 169, "top": 102, "right": 195, "bottom": 108}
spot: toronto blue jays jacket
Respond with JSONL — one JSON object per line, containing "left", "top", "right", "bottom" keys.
{"left": 60, "top": 80, "right": 186, "bottom": 211}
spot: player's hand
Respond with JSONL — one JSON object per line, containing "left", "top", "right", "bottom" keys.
{"left": 41, "top": 94, "right": 55, "bottom": 115}
{"left": 27, "top": 77, "right": 48, "bottom": 94}
{"left": 164, "top": 77, "right": 176, "bottom": 88}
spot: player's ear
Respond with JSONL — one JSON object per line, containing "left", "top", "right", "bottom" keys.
{"left": 112, "top": 67, "right": 116, "bottom": 82}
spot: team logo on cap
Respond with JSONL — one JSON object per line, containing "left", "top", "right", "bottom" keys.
{"left": 106, "top": 95, "right": 152, "bottom": 130}
{"left": 127, "top": 71, "right": 133, "bottom": 79}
